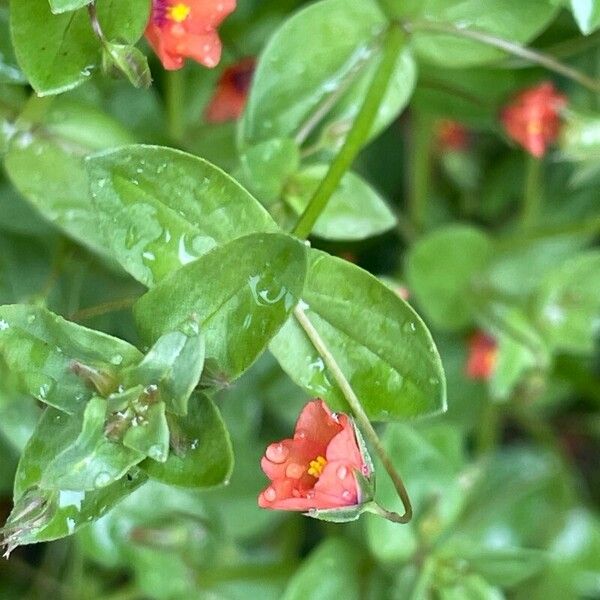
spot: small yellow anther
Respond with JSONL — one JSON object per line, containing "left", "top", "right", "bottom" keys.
{"left": 307, "top": 456, "right": 327, "bottom": 478}
{"left": 168, "top": 3, "right": 191, "bottom": 22}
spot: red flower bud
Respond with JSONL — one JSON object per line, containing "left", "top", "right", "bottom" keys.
{"left": 204, "top": 57, "right": 256, "bottom": 123}
{"left": 466, "top": 331, "right": 498, "bottom": 380}
{"left": 500, "top": 82, "right": 567, "bottom": 158}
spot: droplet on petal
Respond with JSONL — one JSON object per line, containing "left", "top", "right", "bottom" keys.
{"left": 294, "top": 428, "right": 307, "bottom": 440}
{"left": 285, "top": 463, "right": 305, "bottom": 479}
{"left": 342, "top": 490, "right": 352, "bottom": 501}
{"left": 265, "top": 443, "right": 289, "bottom": 464}
{"left": 263, "top": 487, "right": 277, "bottom": 502}
{"left": 336, "top": 466, "right": 348, "bottom": 480}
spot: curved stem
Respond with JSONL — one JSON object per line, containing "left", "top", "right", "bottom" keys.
{"left": 294, "top": 305, "right": 412, "bottom": 523}
{"left": 404, "top": 20, "right": 600, "bottom": 93}
{"left": 292, "top": 24, "right": 405, "bottom": 239}
{"left": 70, "top": 297, "right": 137, "bottom": 322}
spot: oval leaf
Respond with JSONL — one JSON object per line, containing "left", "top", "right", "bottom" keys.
{"left": 241, "top": 0, "right": 416, "bottom": 148}
{"left": 284, "top": 166, "right": 397, "bottom": 240}
{"left": 142, "top": 393, "right": 233, "bottom": 488}
{"left": 87, "top": 145, "right": 278, "bottom": 287}
{"left": 134, "top": 233, "right": 308, "bottom": 381}
{"left": 0, "top": 305, "right": 142, "bottom": 414}
{"left": 270, "top": 250, "right": 446, "bottom": 421}
{"left": 10, "top": 0, "right": 150, "bottom": 95}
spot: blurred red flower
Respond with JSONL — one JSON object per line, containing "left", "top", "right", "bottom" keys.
{"left": 437, "top": 119, "right": 469, "bottom": 151}
{"left": 145, "top": 0, "right": 236, "bottom": 70}
{"left": 500, "top": 82, "right": 567, "bottom": 158}
{"left": 466, "top": 331, "right": 498, "bottom": 380}
{"left": 204, "top": 57, "right": 256, "bottom": 123}
{"left": 258, "top": 399, "right": 370, "bottom": 511}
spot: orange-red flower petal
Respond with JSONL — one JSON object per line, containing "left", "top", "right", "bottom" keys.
{"left": 145, "top": 0, "right": 236, "bottom": 70}
{"left": 258, "top": 399, "right": 369, "bottom": 512}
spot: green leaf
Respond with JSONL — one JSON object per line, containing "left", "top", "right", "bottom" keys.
{"left": 102, "top": 41, "right": 152, "bottom": 89}
{"left": 439, "top": 543, "right": 548, "bottom": 588}
{"left": 134, "top": 233, "right": 308, "bottom": 381}
{"left": 403, "top": 0, "right": 559, "bottom": 67}
{"left": 0, "top": 8, "right": 26, "bottom": 84}
{"left": 533, "top": 252, "right": 600, "bottom": 354}
{"left": 0, "top": 305, "right": 142, "bottom": 414}
{"left": 122, "top": 327, "right": 205, "bottom": 416}
{"left": 5, "top": 100, "right": 134, "bottom": 258}
{"left": 10, "top": 0, "right": 151, "bottom": 95}
{"left": 142, "top": 393, "right": 233, "bottom": 488}
{"left": 49, "top": 0, "right": 91, "bottom": 13}
{"left": 240, "top": 138, "right": 300, "bottom": 204}
{"left": 122, "top": 401, "right": 170, "bottom": 463}
{"left": 570, "top": 0, "right": 600, "bottom": 34}
{"left": 281, "top": 537, "right": 363, "bottom": 600}
{"left": 241, "top": 0, "right": 416, "bottom": 148}
{"left": 41, "top": 396, "right": 145, "bottom": 491}
{"left": 437, "top": 574, "right": 504, "bottom": 600}
{"left": 86, "top": 145, "right": 278, "bottom": 287}
{"left": 8, "top": 406, "right": 145, "bottom": 547}
{"left": 405, "top": 225, "right": 493, "bottom": 331}
{"left": 366, "top": 424, "right": 465, "bottom": 564}
{"left": 270, "top": 250, "right": 446, "bottom": 421}
{"left": 284, "top": 166, "right": 397, "bottom": 240}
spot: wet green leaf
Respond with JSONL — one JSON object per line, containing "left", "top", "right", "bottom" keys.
{"left": 4, "top": 100, "right": 134, "bottom": 259}
{"left": 87, "top": 145, "right": 278, "bottom": 286}
{"left": 122, "top": 328, "right": 205, "bottom": 416}
{"left": 134, "top": 233, "right": 308, "bottom": 381}
{"left": 142, "top": 393, "right": 233, "bottom": 488}
{"left": 284, "top": 166, "right": 397, "bottom": 240}
{"left": 0, "top": 305, "right": 142, "bottom": 414}
{"left": 406, "top": 225, "right": 493, "bottom": 331}
{"left": 10, "top": 0, "right": 150, "bottom": 95}
{"left": 122, "top": 401, "right": 170, "bottom": 463}
{"left": 10, "top": 406, "right": 145, "bottom": 546}
{"left": 41, "top": 396, "right": 144, "bottom": 491}
{"left": 271, "top": 250, "right": 446, "bottom": 420}
{"left": 241, "top": 0, "right": 416, "bottom": 148}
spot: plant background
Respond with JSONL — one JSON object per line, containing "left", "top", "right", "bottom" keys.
{"left": 1, "top": 0, "right": 600, "bottom": 598}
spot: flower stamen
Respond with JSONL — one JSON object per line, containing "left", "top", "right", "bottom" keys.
{"left": 307, "top": 455, "right": 327, "bottom": 478}
{"left": 167, "top": 3, "right": 191, "bottom": 22}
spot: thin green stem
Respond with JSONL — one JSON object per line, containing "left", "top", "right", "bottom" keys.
{"left": 520, "top": 155, "right": 542, "bottom": 228}
{"left": 294, "top": 305, "right": 412, "bottom": 523}
{"left": 408, "top": 111, "right": 433, "bottom": 232}
{"left": 70, "top": 297, "right": 137, "bottom": 322}
{"left": 165, "top": 69, "right": 186, "bottom": 143}
{"left": 292, "top": 24, "right": 405, "bottom": 239}
{"left": 404, "top": 20, "right": 600, "bottom": 93}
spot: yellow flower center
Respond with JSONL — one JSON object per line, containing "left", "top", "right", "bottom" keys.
{"left": 168, "top": 3, "right": 191, "bottom": 22}
{"left": 307, "top": 456, "right": 327, "bottom": 478}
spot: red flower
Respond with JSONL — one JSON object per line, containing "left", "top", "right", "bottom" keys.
{"left": 466, "top": 331, "right": 498, "bottom": 380}
{"left": 437, "top": 119, "right": 469, "bottom": 152}
{"left": 258, "top": 399, "right": 370, "bottom": 511}
{"left": 204, "top": 57, "right": 256, "bottom": 123}
{"left": 500, "top": 82, "right": 567, "bottom": 158}
{"left": 145, "top": 0, "right": 236, "bottom": 70}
